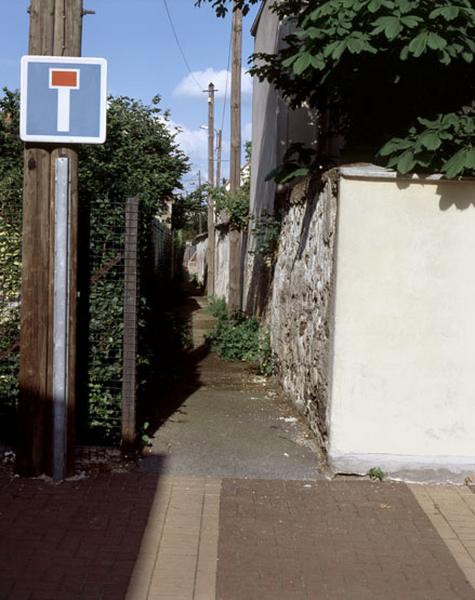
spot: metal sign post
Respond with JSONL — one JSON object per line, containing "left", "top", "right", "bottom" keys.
{"left": 53, "top": 157, "right": 70, "bottom": 482}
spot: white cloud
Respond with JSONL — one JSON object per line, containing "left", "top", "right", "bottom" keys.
{"left": 173, "top": 68, "right": 252, "bottom": 98}
{"left": 161, "top": 118, "right": 240, "bottom": 187}
{"left": 163, "top": 119, "right": 210, "bottom": 176}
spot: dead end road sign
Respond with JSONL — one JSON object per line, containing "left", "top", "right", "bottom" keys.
{"left": 20, "top": 55, "right": 107, "bottom": 144}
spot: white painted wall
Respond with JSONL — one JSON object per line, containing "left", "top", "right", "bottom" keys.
{"left": 186, "top": 237, "right": 208, "bottom": 286}
{"left": 214, "top": 229, "right": 229, "bottom": 301}
{"left": 329, "top": 171, "right": 475, "bottom": 476}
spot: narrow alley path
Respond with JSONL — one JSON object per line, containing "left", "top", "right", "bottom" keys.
{"left": 141, "top": 295, "right": 323, "bottom": 480}
{"left": 2, "top": 294, "right": 475, "bottom": 599}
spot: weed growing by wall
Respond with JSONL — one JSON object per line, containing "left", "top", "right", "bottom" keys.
{"left": 207, "top": 301, "right": 273, "bottom": 375}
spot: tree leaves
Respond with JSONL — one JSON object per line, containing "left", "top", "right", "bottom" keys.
{"left": 372, "top": 16, "right": 403, "bottom": 40}
{"left": 293, "top": 52, "right": 313, "bottom": 74}
{"left": 199, "top": 0, "right": 475, "bottom": 179}
{"left": 407, "top": 31, "right": 429, "bottom": 56}
{"left": 443, "top": 148, "right": 470, "bottom": 178}
{"left": 429, "top": 6, "right": 460, "bottom": 21}
{"left": 379, "top": 113, "right": 475, "bottom": 178}
{"left": 419, "top": 131, "right": 442, "bottom": 151}
{"left": 396, "top": 150, "right": 416, "bottom": 174}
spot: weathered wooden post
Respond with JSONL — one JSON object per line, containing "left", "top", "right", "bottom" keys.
{"left": 16, "top": 0, "right": 83, "bottom": 477}
{"left": 228, "top": 3, "right": 243, "bottom": 313}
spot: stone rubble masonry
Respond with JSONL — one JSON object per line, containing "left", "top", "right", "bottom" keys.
{"left": 268, "top": 174, "right": 338, "bottom": 457}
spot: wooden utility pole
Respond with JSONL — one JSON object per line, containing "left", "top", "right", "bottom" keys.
{"left": 16, "top": 0, "right": 82, "bottom": 477}
{"left": 206, "top": 82, "right": 216, "bottom": 297}
{"left": 228, "top": 3, "right": 243, "bottom": 313}
{"left": 216, "top": 129, "right": 222, "bottom": 188}
{"left": 198, "top": 170, "right": 203, "bottom": 234}
{"left": 207, "top": 83, "right": 215, "bottom": 189}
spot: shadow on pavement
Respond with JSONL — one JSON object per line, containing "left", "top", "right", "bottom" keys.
{"left": 143, "top": 293, "right": 211, "bottom": 440}
{"left": 0, "top": 455, "right": 167, "bottom": 599}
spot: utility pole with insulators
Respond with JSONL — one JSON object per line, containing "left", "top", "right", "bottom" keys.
{"left": 16, "top": 0, "right": 94, "bottom": 478}
{"left": 228, "top": 2, "right": 243, "bottom": 313}
{"left": 206, "top": 82, "right": 216, "bottom": 297}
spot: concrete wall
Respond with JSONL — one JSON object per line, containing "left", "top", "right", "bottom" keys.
{"left": 214, "top": 227, "right": 230, "bottom": 301}
{"left": 329, "top": 169, "right": 475, "bottom": 479}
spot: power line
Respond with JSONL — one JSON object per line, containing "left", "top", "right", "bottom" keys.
{"left": 162, "top": 0, "right": 202, "bottom": 93}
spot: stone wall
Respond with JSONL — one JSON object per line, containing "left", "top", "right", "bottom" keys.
{"left": 268, "top": 175, "right": 338, "bottom": 453}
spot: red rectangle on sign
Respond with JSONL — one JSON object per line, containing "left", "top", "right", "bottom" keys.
{"left": 51, "top": 70, "right": 78, "bottom": 87}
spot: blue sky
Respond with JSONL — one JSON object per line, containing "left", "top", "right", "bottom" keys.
{"left": 0, "top": 0, "right": 260, "bottom": 187}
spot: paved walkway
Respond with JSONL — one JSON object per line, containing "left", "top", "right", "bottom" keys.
{"left": 2, "top": 296, "right": 475, "bottom": 599}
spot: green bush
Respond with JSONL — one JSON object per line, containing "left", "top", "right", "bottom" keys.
{"left": 0, "top": 89, "right": 22, "bottom": 440}
{"left": 207, "top": 304, "right": 273, "bottom": 375}
{"left": 207, "top": 296, "right": 228, "bottom": 320}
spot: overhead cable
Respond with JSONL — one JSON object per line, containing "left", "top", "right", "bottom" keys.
{"left": 162, "top": 0, "right": 203, "bottom": 93}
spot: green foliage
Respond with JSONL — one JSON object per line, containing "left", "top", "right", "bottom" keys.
{"left": 368, "top": 466, "right": 387, "bottom": 481}
{"left": 140, "top": 421, "right": 153, "bottom": 447}
{"left": 194, "top": 0, "right": 259, "bottom": 18}
{"left": 179, "top": 182, "right": 250, "bottom": 233}
{"left": 253, "top": 0, "right": 475, "bottom": 176}
{"left": 245, "top": 140, "right": 252, "bottom": 163}
{"left": 265, "top": 143, "right": 324, "bottom": 185}
{"left": 199, "top": 0, "right": 475, "bottom": 177}
{"left": 213, "top": 157, "right": 251, "bottom": 230}
{"left": 207, "top": 302, "right": 273, "bottom": 375}
{"left": 251, "top": 211, "right": 282, "bottom": 259}
{"left": 79, "top": 95, "right": 188, "bottom": 206}
{"left": 207, "top": 296, "right": 228, "bottom": 320}
{"left": 212, "top": 185, "right": 250, "bottom": 230}
{"left": 0, "top": 89, "right": 22, "bottom": 438}
{"left": 380, "top": 111, "right": 475, "bottom": 177}
{"left": 281, "top": 0, "right": 474, "bottom": 78}
{"left": 77, "top": 96, "right": 188, "bottom": 443}
{"left": 173, "top": 185, "right": 208, "bottom": 238}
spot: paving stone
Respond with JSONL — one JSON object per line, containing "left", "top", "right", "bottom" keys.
{"left": 216, "top": 479, "right": 475, "bottom": 600}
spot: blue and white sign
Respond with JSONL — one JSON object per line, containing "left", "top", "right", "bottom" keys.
{"left": 20, "top": 56, "right": 107, "bottom": 144}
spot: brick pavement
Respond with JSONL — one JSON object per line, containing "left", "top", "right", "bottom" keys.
{"left": 126, "top": 476, "right": 220, "bottom": 600}
{"left": 2, "top": 473, "right": 475, "bottom": 599}
{"left": 410, "top": 485, "right": 475, "bottom": 589}
{"left": 0, "top": 471, "right": 160, "bottom": 600}
{"left": 216, "top": 479, "right": 475, "bottom": 600}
